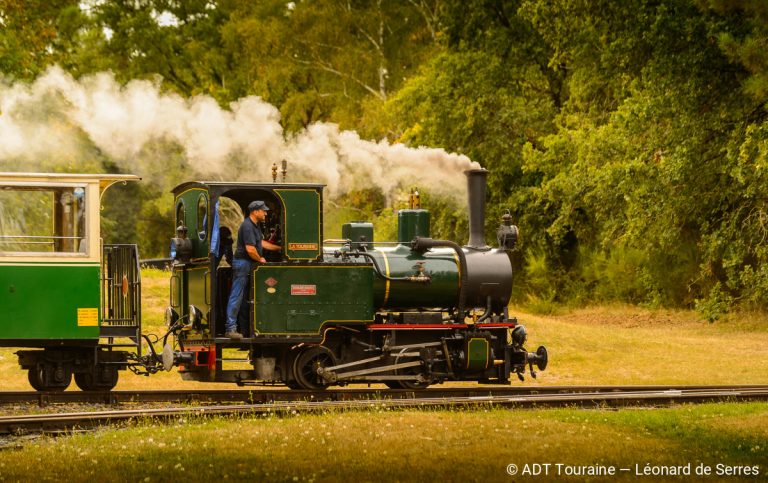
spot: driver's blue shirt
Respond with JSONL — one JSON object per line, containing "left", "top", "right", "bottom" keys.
{"left": 234, "top": 217, "right": 263, "bottom": 260}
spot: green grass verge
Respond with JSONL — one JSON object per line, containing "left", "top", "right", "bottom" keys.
{"left": 0, "top": 403, "right": 765, "bottom": 482}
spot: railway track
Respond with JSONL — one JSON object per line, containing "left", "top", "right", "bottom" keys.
{"left": 1, "top": 384, "right": 767, "bottom": 406}
{"left": 0, "top": 385, "right": 767, "bottom": 435}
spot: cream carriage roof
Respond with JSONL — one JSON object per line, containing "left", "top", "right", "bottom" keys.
{"left": 0, "top": 172, "right": 141, "bottom": 195}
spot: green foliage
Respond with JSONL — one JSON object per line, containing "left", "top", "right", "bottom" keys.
{"left": 0, "top": 0, "right": 86, "bottom": 80}
{"left": 137, "top": 190, "right": 175, "bottom": 259}
{"left": 700, "top": 0, "right": 768, "bottom": 101}
{"left": 517, "top": 250, "right": 560, "bottom": 314}
{"left": 325, "top": 187, "right": 464, "bottom": 244}
{"left": 68, "top": 0, "right": 443, "bottom": 132}
{"left": 385, "top": 2, "right": 559, "bottom": 192}
{"left": 74, "top": 0, "right": 232, "bottom": 100}
{"left": 507, "top": 0, "right": 768, "bottom": 314}
{"left": 695, "top": 281, "right": 734, "bottom": 322}
{"left": 7, "top": 0, "right": 768, "bottom": 315}
{"left": 380, "top": 0, "right": 768, "bottom": 315}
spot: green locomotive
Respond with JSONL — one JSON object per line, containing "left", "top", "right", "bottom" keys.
{"left": 0, "top": 168, "right": 546, "bottom": 391}
{"left": 164, "top": 168, "right": 547, "bottom": 389}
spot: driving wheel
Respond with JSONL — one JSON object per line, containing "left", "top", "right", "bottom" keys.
{"left": 292, "top": 346, "right": 336, "bottom": 390}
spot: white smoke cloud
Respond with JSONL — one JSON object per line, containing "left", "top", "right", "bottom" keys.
{"left": 0, "top": 66, "right": 479, "bottom": 199}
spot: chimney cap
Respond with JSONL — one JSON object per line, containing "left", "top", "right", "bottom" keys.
{"left": 464, "top": 168, "right": 488, "bottom": 175}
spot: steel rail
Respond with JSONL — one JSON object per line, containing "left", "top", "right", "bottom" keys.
{"left": 0, "top": 386, "right": 767, "bottom": 435}
{"left": 0, "top": 385, "right": 767, "bottom": 407}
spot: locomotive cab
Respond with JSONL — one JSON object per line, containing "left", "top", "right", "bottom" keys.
{"left": 0, "top": 172, "right": 142, "bottom": 391}
{"left": 168, "top": 181, "right": 324, "bottom": 343}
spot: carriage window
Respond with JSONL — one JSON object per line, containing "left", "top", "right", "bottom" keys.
{"left": 197, "top": 194, "right": 208, "bottom": 241}
{"left": 0, "top": 186, "right": 87, "bottom": 255}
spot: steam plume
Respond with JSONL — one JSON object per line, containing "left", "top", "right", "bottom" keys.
{"left": 0, "top": 66, "right": 479, "bottom": 199}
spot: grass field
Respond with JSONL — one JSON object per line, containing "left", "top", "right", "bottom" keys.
{"left": 0, "top": 403, "right": 765, "bottom": 481}
{"left": 0, "top": 269, "right": 766, "bottom": 481}
{"left": 520, "top": 305, "right": 768, "bottom": 386}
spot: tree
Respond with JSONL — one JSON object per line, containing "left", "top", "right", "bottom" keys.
{"left": 517, "top": 0, "right": 765, "bottom": 312}
{"left": 383, "top": 0, "right": 559, "bottom": 244}
{"left": 221, "top": 0, "right": 442, "bottom": 132}
{"left": 0, "top": 0, "right": 85, "bottom": 80}
{"left": 75, "top": 0, "right": 232, "bottom": 101}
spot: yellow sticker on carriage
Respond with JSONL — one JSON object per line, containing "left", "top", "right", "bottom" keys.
{"left": 77, "top": 308, "right": 99, "bottom": 326}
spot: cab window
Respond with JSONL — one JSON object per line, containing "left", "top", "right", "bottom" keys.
{"left": 197, "top": 193, "right": 208, "bottom": 241}
{"left": 176, "top": 201, "right": 186, "bottom": 229}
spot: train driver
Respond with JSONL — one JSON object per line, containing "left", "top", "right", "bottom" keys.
{"left": 224, "top": 200, "right": 281, "bottom": 339}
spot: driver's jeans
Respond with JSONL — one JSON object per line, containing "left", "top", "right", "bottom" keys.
{"left": 225, "top": 257, "right": 254, "bottom": 333}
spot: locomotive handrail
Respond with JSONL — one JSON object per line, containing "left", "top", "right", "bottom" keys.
{"left": 204, "top": 270, "right": 210, "bottom": 305}
{"left": 356, "top": 241, "right": 410, "bottom": 246}
{"left": 169, "top": 273, "right": 181, "bottom": 309}
{"left": 0, "top": 235, "right": 79, "bottom": 247}
{"left": 338, "top": 250, "right": 430, "bottom": 283}
{"left": 322, "top": 239, "right": 416, "bottom": 246}
{"left": 411, "top": 237, "right": 468, "bottom": 322}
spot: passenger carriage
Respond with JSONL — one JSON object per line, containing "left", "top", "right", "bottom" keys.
{"left": 0, "top": 173, "right": 141, "bottom": 390}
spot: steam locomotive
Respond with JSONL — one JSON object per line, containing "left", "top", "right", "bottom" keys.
{"left": 0, "top": 169, "right": 547, "bottom": 391}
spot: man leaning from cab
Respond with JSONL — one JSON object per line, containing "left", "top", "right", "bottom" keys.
{"left": 225, "top": 200, "right": 281, "bottom": 339}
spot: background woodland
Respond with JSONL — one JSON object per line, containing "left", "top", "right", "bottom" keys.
{"left": 3, "top": 0, "right": 768, "bottom": 318}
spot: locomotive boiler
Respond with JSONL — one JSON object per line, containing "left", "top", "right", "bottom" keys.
{"left": 164, "top": 168, "right": 548, "bottom": 389}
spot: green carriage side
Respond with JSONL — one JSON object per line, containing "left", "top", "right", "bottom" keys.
{"left": 0, "top": 172, "right": 141, "bottom": 391}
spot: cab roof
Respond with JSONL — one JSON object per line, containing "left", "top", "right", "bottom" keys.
{"left": 172, "top": 181, "right": 325, "bottom": 196}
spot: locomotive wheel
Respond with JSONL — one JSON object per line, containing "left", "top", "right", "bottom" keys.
{"left": 48, "top": 364, "right": 73, "bottom": 391}
{"left": 397, "top": 379, "right": 431, "bottom": 390}
{"left": 292, "top": 346, "right": 336, "bottom": 390}
{"left": 383, "top": 379, "right": 430, "bottom": 390}
{"left": 282, "top": 347, "right": 303, "bottom": 390}
{"left": 392, "top": 350, "right": 430, "bottom": 390}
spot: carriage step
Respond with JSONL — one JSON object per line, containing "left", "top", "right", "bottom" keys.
{"left": 99, "top": 326, "right": 139, "bottom": 338}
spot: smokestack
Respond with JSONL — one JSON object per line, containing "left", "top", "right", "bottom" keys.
{"left": 465, "top": 168, "right": 489, "bottom": 249}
